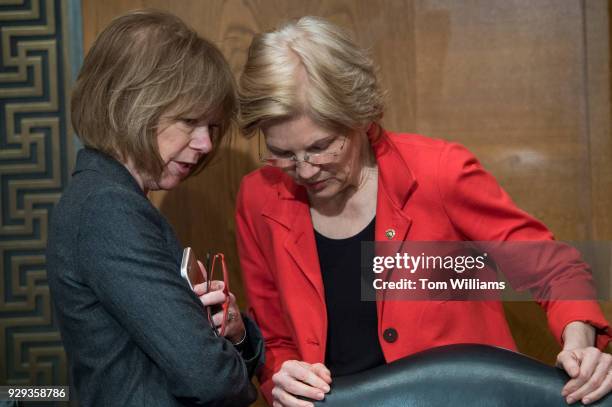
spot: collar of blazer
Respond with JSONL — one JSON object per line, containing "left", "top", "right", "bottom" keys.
{"left": 73, "top": 147, "right": 146, "bottom": 196}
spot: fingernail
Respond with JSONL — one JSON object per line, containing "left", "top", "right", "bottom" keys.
{"left": 323, "top": 385, "right": 330, "bottom": 392}
{"left": 566, "top": 397, "right": 574, "bottom": 404}
{"left": 583, "top": 398, "right": 591, "bottom": 404}
{"left": 316, "top": 392, "right": 325, "bottom": 400}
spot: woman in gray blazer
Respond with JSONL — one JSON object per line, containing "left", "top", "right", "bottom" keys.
{"left": 47, "top": 10, "right": 262, "bottom": 406}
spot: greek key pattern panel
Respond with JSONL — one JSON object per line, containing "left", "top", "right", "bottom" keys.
{"left": 0, "top": 0, "right": 77, "bottom": 386}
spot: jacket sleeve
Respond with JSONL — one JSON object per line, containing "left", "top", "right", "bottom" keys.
{"left": 437, "top": 142, "right": 611, "bottom": 350}
{"left": 241, "top": 314, "right": 266, "bottom": 380}
{"left": 235, "top": 179, "right": 301, "bottom": 405}
{"left": 78, "top": 187, "right": 257, "bottom": 406}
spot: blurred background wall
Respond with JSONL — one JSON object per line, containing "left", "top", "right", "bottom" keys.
{"left": 1, "top": 1, "right": 611, "bottom": 406}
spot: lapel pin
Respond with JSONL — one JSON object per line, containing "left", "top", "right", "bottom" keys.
{"left": 385, "top": 228, "right": 396, "bottom": 240}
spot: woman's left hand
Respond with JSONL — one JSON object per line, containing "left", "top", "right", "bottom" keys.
{"left": 557, "top": 321, "right": 612, "bottom": 405}
{"left": 192, "top": 260, "right": 246, "bottom": 345}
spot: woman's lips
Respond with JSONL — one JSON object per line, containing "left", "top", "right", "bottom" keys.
{"left": 174, "top": 161, "right": 194, "bottom": 176}
{"left": 305, "top": 179, "right": 328, "bottom": 191}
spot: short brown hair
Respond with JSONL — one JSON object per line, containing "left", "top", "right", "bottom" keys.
{"left": 239, "top": 16, "right": 384, "bottom": 137}
{"left": 71, "top": 9, "right": 236, "bottom": 178}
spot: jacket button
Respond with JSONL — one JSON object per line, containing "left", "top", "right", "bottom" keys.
{"left": 383, "top": 328, "right": 398, "bottom": 343}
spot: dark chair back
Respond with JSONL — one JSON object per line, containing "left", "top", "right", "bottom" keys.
{"left": 313, "top": 344, "right": 611, "bottom": 406}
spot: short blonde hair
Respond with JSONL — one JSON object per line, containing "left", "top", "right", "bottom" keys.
{"left": 71, "top": 10, "right": 236, "bottom": 178}
{"left": 239, "top": 16, "right": 384, "bottom": 136}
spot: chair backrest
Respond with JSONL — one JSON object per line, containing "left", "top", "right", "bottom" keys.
{"left": 313, "top": 344, "right": 611, "bottom": 406}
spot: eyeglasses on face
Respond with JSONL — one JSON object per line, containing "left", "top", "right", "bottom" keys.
{"left": 259, "top": 135, "right": 347, "bottom": 169}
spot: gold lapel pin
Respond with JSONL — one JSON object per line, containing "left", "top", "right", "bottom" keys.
{"left": 385, "top": 228, "right": 396, "bottom": 239}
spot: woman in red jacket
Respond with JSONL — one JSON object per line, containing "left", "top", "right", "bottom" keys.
{"left": 236, "top": 16, "right": 611, "bottom": 407}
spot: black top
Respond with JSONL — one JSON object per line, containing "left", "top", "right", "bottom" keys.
{"left": 314, "top": 217, "right": 385, "bottom": 377}
{"left": 47, "top": 148, "right": 262, "bottom": 406}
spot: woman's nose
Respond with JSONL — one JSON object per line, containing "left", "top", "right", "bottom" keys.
{"left": 189, "top": 126, "right": 213, "bottom": 153}
{"left": 296, "top": 161, "right": 320, "bottom": 180}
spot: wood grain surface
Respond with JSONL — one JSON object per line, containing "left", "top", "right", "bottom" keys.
{"left": 81, "top": 1, "right": 611, "bottom": 404}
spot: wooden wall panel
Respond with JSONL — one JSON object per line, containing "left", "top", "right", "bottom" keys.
{"left": 414, "top": 0, "right": 590, "bottom": 239}
{"left": 80, "top": 0, "right": 611, "bottom": 401}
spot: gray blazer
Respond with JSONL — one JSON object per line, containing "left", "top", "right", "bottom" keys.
{"left": 47, "top": 148, "right": 263, "bottom": 406}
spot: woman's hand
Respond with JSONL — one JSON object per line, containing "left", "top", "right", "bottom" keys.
{"left": 271, "top": 360, "right": 332, "bottom": 407}
{"left": 557, "top": 321, "right": 612, "bottom": 405}
{"left": 193, "top": 261, "right": 246, "bottom": 344}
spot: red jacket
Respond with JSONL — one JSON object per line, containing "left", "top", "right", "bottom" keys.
{"left": 235, "top": 130, "right": 611, "bottom": 404}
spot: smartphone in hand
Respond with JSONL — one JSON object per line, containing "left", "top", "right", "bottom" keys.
{"left": 180, "top": 247, "right": 205, "bottom": 289}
